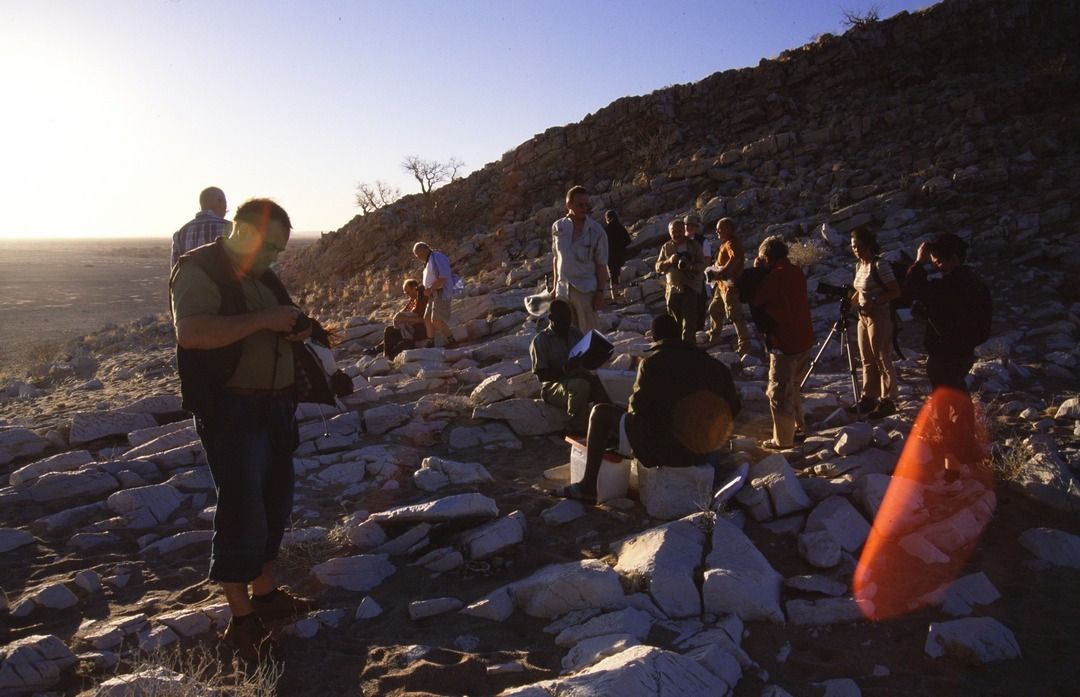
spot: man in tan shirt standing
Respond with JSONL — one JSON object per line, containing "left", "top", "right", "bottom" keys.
{"left": 707, "top": 217, "right": 753, "bottom": 355}
{"left": 656, "top": 218, "right": 707, "bottom": 344}
{"left": 551, "top": 185, "right": 614, "bottom": 332}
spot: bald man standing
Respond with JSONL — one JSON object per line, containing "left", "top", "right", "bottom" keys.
{"left": 171, "top": 186, "right": 231, "bottom": 268}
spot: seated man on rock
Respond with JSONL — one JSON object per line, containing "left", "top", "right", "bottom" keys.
{"left": 530, "top": 299, "right": 603, "bottom": 434}
{"left": 380, "top": 278, "right": 428, "bottom": 358}
{"left": 553, "top": 313, "right": 741, "bottom": 503}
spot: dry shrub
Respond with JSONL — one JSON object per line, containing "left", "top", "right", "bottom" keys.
{"left": 787, "top": 239, "right": 831, "bottom": 268}
{"left": 86, "top": 643, "right": 281, "bottom": 697}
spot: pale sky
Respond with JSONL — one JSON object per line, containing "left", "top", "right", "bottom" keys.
{"left": 0, "top": 0, "right": 929, "bottom": 238}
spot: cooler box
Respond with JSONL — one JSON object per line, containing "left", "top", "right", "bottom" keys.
{"left": 566, "top": 436, "right": 630, "bottom": 503}
{"left": 595, "top": 368, "right": 636, "bottom": 408}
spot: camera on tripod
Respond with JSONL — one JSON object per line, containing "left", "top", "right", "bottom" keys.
{"left": 816, "top": 282, "right": 853, "bottom": 312}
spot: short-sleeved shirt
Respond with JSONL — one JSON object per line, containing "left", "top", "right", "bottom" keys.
{"left": 530, "top": 326, "right": 584, "bottom": 380}
{"left": 171, "top": 263, "right": 294, "bottom": 390}
{"left": 552, "top": 216, "right": 609, "bottom": 294}
{"left": 170, "top": 211, "right": 231, "bottom": 268}
{"left": 422, "top": 251, "right": 454, "bottom": 299}
{"left": 853, "top": 259, "right": 896, "bottom": 299}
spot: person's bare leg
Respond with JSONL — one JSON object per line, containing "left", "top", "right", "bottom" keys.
{"left": 579, "top": 404, "right": 622, "bottom": 496}
{"left": 222, "top": 581, "right": 255, "bottom": 617}
{"left": 250, "top": 562, "right": 276, "bottom": 597}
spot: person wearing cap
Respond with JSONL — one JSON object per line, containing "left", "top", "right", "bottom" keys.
{"left": 551, "top": 185, "right": 614, "bottom": 331}
{"left": 656, "top": 218, "right": 707, "bottom": 343}
{"left": 707, "top": 217, "right": 753, "bottom": 355}
{"left": 551, "top": 313, "right": 740, "bottom": 503}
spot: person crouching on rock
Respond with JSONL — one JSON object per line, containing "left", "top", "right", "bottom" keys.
{"left": 381, "top": 279, "right": 429, "bottom": 358}
{"left": 552, "top": 314, "right": 740, "bottom": 503}
{"left": 530, "top": 299, "right": 606, "bottom": 435}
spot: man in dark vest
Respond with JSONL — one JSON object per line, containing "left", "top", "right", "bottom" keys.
{"left": 170, "top": 198, "right": 314, "bottom": 663}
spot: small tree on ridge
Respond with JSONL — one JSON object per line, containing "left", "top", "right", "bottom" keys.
{"left": 401, "top": 155, "right": 465, "bottom": 195}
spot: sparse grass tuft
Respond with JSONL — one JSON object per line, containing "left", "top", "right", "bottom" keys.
{"left": 86, "top": 643, "right": 281, "bottom": 697}
{"left": 990, "top": 442, "right": 1029, "bottom": 483}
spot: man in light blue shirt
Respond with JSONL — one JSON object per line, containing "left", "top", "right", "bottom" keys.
{"left": 551, "top": 185, "right": 614, "bottom": 332}
{"left": 413, "top": 241, "right": 454, "bottom": 347}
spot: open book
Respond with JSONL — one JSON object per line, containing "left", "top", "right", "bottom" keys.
{"left": 568, "top": 329, "right": 614, "bottom": 370}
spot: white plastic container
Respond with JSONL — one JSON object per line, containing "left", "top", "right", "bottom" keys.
{"left": 595, "top": 368, "right": 637, "bottom": 408}
{"left": 566, "top": 436, "right": 630, "bottom": 503}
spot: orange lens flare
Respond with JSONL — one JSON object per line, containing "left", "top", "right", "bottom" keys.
{"left": 853, "top": 387, "right": 994, "bottom": 621}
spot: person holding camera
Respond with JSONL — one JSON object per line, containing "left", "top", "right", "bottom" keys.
{"left": 848, "top": 227, "right": 901, "bottom": 418}
{"left": 656, "top": 218, "right": 707, "bottom": 343}
{"left": 171, "top": 198, "right": 315, "bottom": 663}
{"left": 707, "top": 217, "right": 753, "bottom": 355}
{"left": 749, "top": 235, "right": 815, "bottom": 449}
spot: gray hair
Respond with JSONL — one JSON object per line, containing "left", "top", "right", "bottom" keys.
{"left": 758, "top": 235, "right": 789, "bottom": 261}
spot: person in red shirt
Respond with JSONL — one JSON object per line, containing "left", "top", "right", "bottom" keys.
{"left": 749, "top": 235, "right": 815, "bottom": 449}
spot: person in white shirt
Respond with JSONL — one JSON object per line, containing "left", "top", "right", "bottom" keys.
{"left": 551, "top": 186, "right": 614, "bottom": 332}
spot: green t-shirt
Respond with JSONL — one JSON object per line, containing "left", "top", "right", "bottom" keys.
{"left": 171, "top": 263, "right": 294, "bottom": 390}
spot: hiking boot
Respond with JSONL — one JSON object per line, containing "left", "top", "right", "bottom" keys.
{"left": 224, "top": 615, "right": 283, "bottom": 664}
{"left": 867, "top": 399, "right": 896, "bottom": 419}
{"left": 845, "top": 396, "right": 876, "bottom": 414}
{"left": 252, "top": 587, "right": 317, "bottom": 625}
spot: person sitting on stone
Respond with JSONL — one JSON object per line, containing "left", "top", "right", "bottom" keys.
{"left": 380, "top": 279, "right": 428, "bottom": 359}
{"left": 530, "top": 299, "right": 601, "bottom": 434}
{"left": 552, "top": 313, "right": 740, "bottom": 503}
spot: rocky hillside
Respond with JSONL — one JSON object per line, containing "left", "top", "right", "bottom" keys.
{"left": 281, "top": 0, "right": 1079, "bottom": 322}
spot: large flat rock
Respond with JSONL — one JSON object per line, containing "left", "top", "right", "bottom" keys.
{"left": 106, "top": 484, "right": 184, "bottom": 529}
{"left": 29, "top": 469, "right": 119, "bottom": 503}
{"left": 1018, "top": 527, "right": 1080, "bottom": 569}
{"left": 0, "top": 428, "right": 49, "bottom": 466}
{"left": 312, "top": 554, "right": 396, "bottom": 592}
{"left": 472, "top": 398, "right": 569, "bottom": 436}
{"left": 10, "top": 450, "right": 94, "bottom": 487}
{"left": 612, "top": 514, "right": 707, "bottom": 618}
{"left": 703, "top": 517, "right": 784, "bottom": 623}
{"left": 69, "top": 411, "right": 157, "bottom": 445}
{"left": 924, "top": 617, "right": 1021, "bottom": 664}
{"left": 504, "top": 560, "right": 626, "bottom": 619}
{"left": 368, "top": 492, "right": 498, "bottom": 524}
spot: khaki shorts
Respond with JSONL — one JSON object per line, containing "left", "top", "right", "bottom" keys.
{"left": 424, "top": 295, "right": 452, "bottom": 324}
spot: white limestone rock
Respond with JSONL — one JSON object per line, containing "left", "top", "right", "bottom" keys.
{"left": 363, "top": 403, "right": 412, "bottom": 435}
{"left": 1009, "top": 450, "right": 1080, "bottom": 512}
{"left": 10, "top": 450, "right": 94, "bottom": 487}
{"left": 636, "top": 463, "right": 713, "bottom": 520}
{"left": 73, "top": 570, "right": 102, "bottom": 594}
{"left": 373, "top": 523, "right": 431, "bottom": 556}
{"left": 93, "top": 668, "right": 190, "bottom": 696}
{"left": 30, "top": 469, "right": 119, "bottom": 503}
{"left": 345, "top": 519, "right": 387, "bottom": 550}
{"left": 413, "top": 456, "right": 494, "bottom": 492}
{"left": 316, "top": 459, "right": 369, "bottom": 486}
{"left": 797, "top": 530, "right": 842, "bottom": 568}
{"left": 408, "top": 597, "right": 464, "bottom": 620}
{"left": 141, "top": 530, "right": 213, "bottom": 556}
{"left": 735, "top": 454, "right": 811, "bottom": 521}
{"left": 0, "top": 527, "right": 35, "bottom": 554}
{"left": 1053, "top": 397, "right": 1080, "bottom": 419}
{"left": 0, "top": 428, "right": 49, "bottom": 466}
{"left": 355, "top": 596, "right": 383, "bottom": 619}
{"left": 472, "top": 398, "right": 569, "bottom": 436}
{"left": 470, "top": 374, "right": 517, "bottom": 406}
{"left": 804, "top": 496, "right": 870, "bottom": 552}
{"left": 562, "top": 634, "right": 640, "bottom": 673}
{"left": 462, "top": 587, "right": 515, "bottom": 622}
{"left": 165, "top": 466, "right": 214, "bottom": 493}
{"left": 541, "top": 499, "right": 586, "bottom": 525}
{"left": 507, "top": 560, "right": 626, "bottom": 618}
{"left": 138, "top": 626, "right": 179, "bottom": 652}
{"left": 312, "top": 554, "right": 395, "bottom": 592}
{"left": 920, "top": 572, "right": 1001, "bottom": 616}
{"left": 157, "top": 609, "right": 212, "bottom": 637}
{"left": 396, "top": 347, "right": 447, "bottom": 364}
{"left": 27, "top": 583, "right": 79, "bottom": 610}
{"left": 69, "top": 411, "right": 156, "bottom": 445}
{"left": 554, "top": 607, "right": 654, "bottom": 648}
{"left": 106, "top": 484, "right": 184, "bottom": 529}
{"left": 682, "top": 643, "right": 742, "bottom": 692}
{"left": 924, "top": 617, "right": 1021, "bottom": 664}
{"left": 412, "top": 546, "right": 465, "bottom": 572}
{"left": 612, "top": 514, "right": 707, "bottom": 618}
{"left": 702, "top": 517, "right": 784, "bottom": 623}
{"left": 448, "top": 423, "right": 522, "bottom": 451}
{"left": 785, "top": 575, "right": 847, "bottom": 597}
{"left": 500, "top": 645, "right": 730, "bottom": 696}
{"left": 457, "top": 511, "right": 526, "bottom": 559}
{"left": 121, "top": 427, "right": 199, "bottom": 461}
{"left": 1019, "top": 527, "right": 1080, "bottom": 569}
{"left": 0, "top": 633, "right": 77, "bottom": 693}
{"left": 834, "top": 423, "right": 874, "bottom": 456}
{"left": 785, "top": 597, "right": 868, "bottom": 625}
{"left": 368, "top": 492, "right": 498, "bottom": 524}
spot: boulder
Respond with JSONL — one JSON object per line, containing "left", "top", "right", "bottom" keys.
{"left": 30, "top": 469, "right": 119, "bottom": 503}
{"left": 834, "top": 423, "right": 874, "bottom": 456}
{"left": 500, "top": 645, "right": 730, "bottom": 696}
{"left": 505, "top": 560, "right": 626, "bottom": 618}
{"left": 804, "top": 496, "right": 870, "bottom": 552}
{"left": 1018, "top": 527, "right": 1080, "bottom": 569}
{"left": 472, "top": 398, "right": 569, "bottom": 436}
{"left": 312, "top": 554, "right": 396, "bottom": 592}
{"left": 541, "top": 499, "right": 586, "bottom": 525}
{"left": 612, "top": 514, "right": 707, "bottom": 618}
{"left": 457, "top": 511, "right": 526, "bottom": 559}
{"left": 562, "top": 634, "right": 641, "bottom": 674}
{"left": 702, "top": 517, "right": 784, "bottom": 623}
{"left": 0, "top": 527, "right": 35, "bottom": 554}
{"left": 106, "top": 484, "right": 184, "bottom": 529}
{"left": 924, "top": 617, "right": 1021, "bottom": 664}
{"left": 0, "top": 428, "right": 49, "bottom": 466}
{"left": 0, "top": 634, "right": 77, "bottom": 693}
{"left": 470, "top": 374, "right": 517, "bottom": 406}
{"left": 920, "top": 572, "right": 1001, "bottom": 616}
{"left": 368, "top": 493, "right": 499, "bottom": 524}
{"left": 10, "top": 450, "right": 94, "bottom": 487}
{"left": 363, "top": 403, "right": 412, "bottom": 435}
{"left": 413, "top": 456, "right": 494, "bottom": 492}
{"left": 635, "top": 463, "right": 713, "bottom": 520}
{"left": 141, "top": 530, "right": 213, "bottom": 556}
{"left": 156, "top": 609, "right": 213, "bottom": 637}
{"left": 797, "top": 530, "right": 841, "bottom": 568}
{"left": 735, "top": 454, "right": 811, "bottom": 521}
{"left": 121, "top": 427, "right": 199, "bottom": 460}
{"left": 448, "top": 423, "right": 522, "bottom": 451}
{"left": 28, "top": 583, "right": 79, "bottom": 610}
{"left": 69, "top": 411, "right": 156, "bottom": 445}
{"left": 408, "top": 597, "right": 464, "bottom": 620}
{"left": 554, "top": 607, "right": 654, "bottom": 648}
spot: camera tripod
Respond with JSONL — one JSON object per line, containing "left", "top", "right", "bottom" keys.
{"left": 801, "top": 299, "right": 860, "bottom": 405}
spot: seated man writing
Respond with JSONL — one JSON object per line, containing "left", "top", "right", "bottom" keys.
{"left": 530, "top": 299, "right": 602, "bottom": 434}
{"left": 381, "top": 279, "right": 428, "bottom": 358}
{"left": 553, "top": 313, "right": 741, "bottom": 503}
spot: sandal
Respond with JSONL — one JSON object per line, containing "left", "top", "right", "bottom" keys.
{"left": 761, "top": 439, "right": 792, "bottom": 451}
{"left": 550, "top": 483, "right": 597, "bottom": 504}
